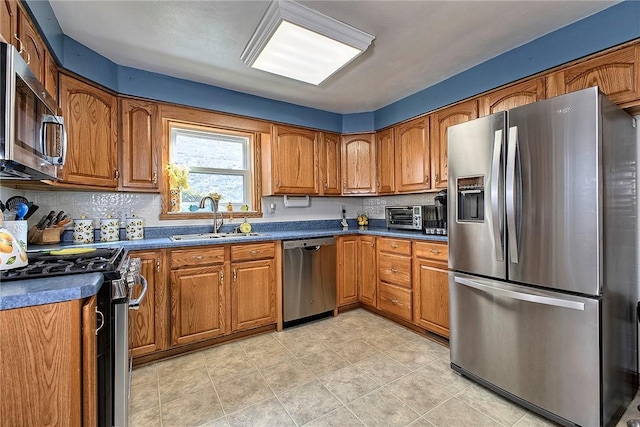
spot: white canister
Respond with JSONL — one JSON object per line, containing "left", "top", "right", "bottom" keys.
{"left": 125, "top": 217, "right": 144, "bottom": 240}
{"left": 4, "top": 220, "right": 28, "bottom": 251}
{"left": 100, "top": 218, "right": 120, "bottom": 242}
{"left": 73, "top": 219, "right": 95, "bottom": 244}
{"left": 0, "top": 223, "right": 27, "bottom": 271}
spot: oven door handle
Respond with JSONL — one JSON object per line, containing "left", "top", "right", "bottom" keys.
{"left": 129, "top": 275, "right": 148, "bottom": 310}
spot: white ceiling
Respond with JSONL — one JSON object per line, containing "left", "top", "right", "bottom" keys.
{"left": 49, "top": 0, "right": 618, "bottom": 114}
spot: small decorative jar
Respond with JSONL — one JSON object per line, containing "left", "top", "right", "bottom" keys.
{"left": 125, "top": 216, "right": 144, "bottom": 240}
{"left": 100, "top": 217, "right": 120, "bottom": 242}
{"left": 0, "top": 218, "right": 28, "bottom": 270}
{"left": 73, "top": 218, "right": 94, "bottom": 244}
{"left": 169, "top": 189, "right": 182, "bottom": 212}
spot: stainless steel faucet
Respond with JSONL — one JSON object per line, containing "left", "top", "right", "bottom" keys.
{"left": 199, "top": 196, "right": 223, "bottom": 233}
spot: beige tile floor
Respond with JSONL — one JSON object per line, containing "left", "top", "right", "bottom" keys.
{"left": 130, "top": 309, "right": 638, "bottom": 427}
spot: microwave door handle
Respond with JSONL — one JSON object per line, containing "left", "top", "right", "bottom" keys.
{"left": 41, "top": 115, "right": 67, "bottom": 166}
{"left": 490, "top": 129, "right": 503, "bottom": 262}
{"left": 506, "top": 126, "right": 519, "bottom": 264}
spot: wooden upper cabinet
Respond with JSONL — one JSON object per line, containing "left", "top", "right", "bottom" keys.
{"left": 320, "top": 132, "right": 341, "bottom": 195}
{"left": 546, "top": 45, "right": 640, "bottom": 107}
{"left": 120, "top": 98, "right": 161, "bottom": 192}
{"left": 17, "top": 8, "right": 44, "bottom": 83}
{"left": 479, "top": 78, "right": 545, "bottom": 116}
{"left": 376, "top": 128, "right": 395, "bottom": 194}
{"left": 59, "top": 74, "right": 118, "bottom": 188}
{"left": 342, "top": 133, "right": 376, "bottom": 194}
{"left": 44, "top": 49, "right": 58, "bottom": 102}
{"left": 265, "top": 124, "right": 319, "bottom": 195}
{"left": 1, "top": 0, "right": 17, "bottom": 46}
{"left": 395, "top": 116, "right": 430, "bottom": 193}
{"left": 430, "top": 100, "right": 478, "bottom": 189}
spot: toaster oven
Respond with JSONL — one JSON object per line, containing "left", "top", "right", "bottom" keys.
{"left": 385, "top": 206, "right": 428, "bottom": 230}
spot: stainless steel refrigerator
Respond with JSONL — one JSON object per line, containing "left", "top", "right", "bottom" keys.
{"left": 447, "top": 87, "right": 638, "bottom": 427}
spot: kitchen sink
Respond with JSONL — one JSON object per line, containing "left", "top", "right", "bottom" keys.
{"left": 169, "top": 232, "right": 263, "bottom": 241}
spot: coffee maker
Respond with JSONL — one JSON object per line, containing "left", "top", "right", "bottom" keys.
{"left": 425, "top": 190, "right": 447, "bottom": 235}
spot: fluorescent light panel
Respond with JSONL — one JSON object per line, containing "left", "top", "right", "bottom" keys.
{"left": 241, "top": 1, "right": 374, "bottom": 86}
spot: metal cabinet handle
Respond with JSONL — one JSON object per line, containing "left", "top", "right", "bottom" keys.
{"left": 391, "top": 298, "right": 399, "bottom": 305}
{"left": 192, "top": 255, "right": 205, "bottom": 261}
{"left": 156, "top": 258, "right": 161, "bottom": 273}
{"left": 390, "top": 243, "right": 398, "bottom": 248}
{"left": 324, "top": 181, "right": 328, "bottom": 189}
{"left": 233, "top": 269, "right": 237, "bottom": 282}
{"left": 152, "top": 170, "right": 158, "bottom": 185}
{"left": 435, "top": 172, "right": 439, "bottom": 183}
{"left": 114, "top": 169, "right": 120, "bottom": 180}
{"left": 14, "top": 34, "right": 30, "bottom": 65}
{"left": 430, "top": 249, "right": 441, "bottom": 254}
{"left": 390, "top": 268, "right": 398, "bottom": 274}
{"left": 219, "top": 270, "right": 224, "bottom": 285}
{"left": 424, "top": 176, "right": 429, "bottom": 184}
{"left": 249, "top": 250, "right": 259, "bottom": 256}
{"left": 95, "top": 308, "right": 105, "bottom": 335}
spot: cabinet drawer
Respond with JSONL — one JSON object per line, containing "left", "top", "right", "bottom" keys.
{"left": 414, "top": 241, "right": 448, "bottom": 263}
{"left": 378, "top": 282, "right": 412, "bottom": 321}
{"left": 377, "top": 237, "right": 411, "bottom": 255}
{"left": 231, "top": 242, "right": 275, "bottom": 262}
{"left": 378, "top": 252, "right": 411, "bottom": 288}
{"left": 171, "top": 247, "right": 225, "bottom": 268}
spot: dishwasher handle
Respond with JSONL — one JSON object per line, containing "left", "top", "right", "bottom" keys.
{"left": 303, "top": 246, "right": 321, "bottom": 251}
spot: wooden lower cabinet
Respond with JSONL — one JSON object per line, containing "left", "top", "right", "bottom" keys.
{"left": 0, "top": 297, "right": 95, "bottom": 426}
{"left": 231, "top": 259, "right": 276, "bottom": 331}
{"left": 337, "top": 235, "right": 359, "bottom": 306}
{"left": 378, "top": 282, "right": 412, "bottom": 321}
{"left": 413, "top": 241, "right": 449, "bottom": 337}
{"left": 130, "top": 249, "right": 168, "bottom": 357}
{"left": 170, "top": 264, "right": 226, "bottom": 345}
{"left": 358, "top": 235, "right": 377, "bottom": 306}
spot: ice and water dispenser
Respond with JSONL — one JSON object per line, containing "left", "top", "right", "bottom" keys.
{"left": 456, "top": 176, "right": 485, "bottom": 222}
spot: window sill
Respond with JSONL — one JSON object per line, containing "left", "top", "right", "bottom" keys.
{"left": 160, "top": 211, "right": 263, "bottom": 220}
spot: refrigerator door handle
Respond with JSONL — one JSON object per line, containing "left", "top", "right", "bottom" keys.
{"left": 491, "top": 129, "right": 504, "bottom": 262}
{"left": 506, "top": 126, "right": 519, "bottom": 264}
{"left": 454, "top": 276, "right": 585, "bottom": 310}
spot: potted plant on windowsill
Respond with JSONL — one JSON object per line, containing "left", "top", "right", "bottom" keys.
{"left": 166, "top": 163, "right": 190, "bottom": 212}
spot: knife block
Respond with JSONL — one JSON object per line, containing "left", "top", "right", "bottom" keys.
{"left": 27, "top": 226, "right": 63, "bottom": 245}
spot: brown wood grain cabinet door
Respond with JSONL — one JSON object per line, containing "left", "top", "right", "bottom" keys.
{"left": 270, "top": 124, "right": 319, "bottom": 194}
{"left": 547, "top": 45, "right": 640, "bottom": 107}
{"left": 170, "top": 265, "right": 226, "bottom": 345}
{"left": 320, "top": 132, "right": 341, "bottom": 195}
{"left": 60, "top": 74, "right": 118, "bottom": 188}
{"left": 82, "top": 296, "right": 98, "bottom": 427}
{"left": 413, "top": 262, "right": 449, "bottom": 337}
{"left": 17, "top": 9, "right": 44, "bottom": 82}
{"left": 342, "top": 133, "right": 376, "bottom": 194}
{"left": 130, "top": 250, "right": 167, "bottom": 357}
{"left": 358, "top": 235, "right": 377, "bottom": 306}
{"left": 394, "top": 117, "right": 430, "bottom": 193}
{"left": 376, "top": 128, "right": 395, "bottom": 194}
{"left": 430, "top": 100, "right": 478, "bottom": 189}
{"left": 1, "top": 0, "right": 17, "bottom": 46}
{"left": 337, "top": 235, "right": 359, "bottom": 306}
{"left": 120, "top": 98, "right": 161, "bottom": 191}
{"left": 231, "top": 259, "right": 276, "bottom": 331}
{"left": 44, "top": 49, "right": 58, "bottom": 102}
{"left": 479, "top": 78, "right": 545, "bottom": 116}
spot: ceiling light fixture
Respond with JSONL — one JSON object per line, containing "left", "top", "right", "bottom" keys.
{"left": 241, "top": 0, "right": 375, "bottom": 86}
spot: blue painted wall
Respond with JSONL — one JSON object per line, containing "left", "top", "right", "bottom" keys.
{"left": 22, "top": 1, "right": 640, "bottom": 133}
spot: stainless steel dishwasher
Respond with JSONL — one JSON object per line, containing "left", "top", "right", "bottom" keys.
{"left": 283, "top": 237, "right": 337, "bottom": 323}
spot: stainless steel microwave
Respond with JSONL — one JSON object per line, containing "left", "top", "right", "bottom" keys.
{"left": 385, "top": 205, "right": 428, "bottom": 230}
{"left": 1, "top": 42, "right": 66, "bottom": 180}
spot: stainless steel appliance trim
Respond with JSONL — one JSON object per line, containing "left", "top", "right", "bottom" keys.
{"left": 283, "top": 236, "right": 336, "bottom": 249}
{"left": 490, "top": 129, "right": 503, "bottom": 262}
{"left": 113, "top": 299, "right": 129, "bottom": 427}
{"left": 454, "top": 276, "right": 584, "bottom": 310}
{"left": 506, "top": 125, "right": 519, "bottom": 264}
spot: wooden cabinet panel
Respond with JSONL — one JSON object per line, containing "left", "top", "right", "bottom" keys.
{"left": 413, "top": 241, "right": 448, "bottom": 264}
{"left": 479, "top": 78, "right": 545, "bottom": 116}
{"left": 395, "top": 117, "right": 430, "bottom": 192}
{"left": 44, "top": 49, "right": 58, "bottom": 102}
{"left": 1, "top": 0, "right": 17, "bottom": 46}
{"left": 337, "top": 236, "right": 358, "bottom": 306}
{"left": 170, "top": 246, "right": 224, "bottom": 268}
{"left": 59, "top": 74, "right": 118, "bottom": 188}
{"left": 547, "top": 45, "right": 640, "bottom": 106}
{"left": 378, "top": 252, "right": 411, "bottom": 289}
{"left": 170, "top": 265, "right": 226, "bottom": 345}
{"left": 0, "top": 300, "right": 83, "bottom": 425}
{"left": 377, "top": 237, "right": 411, "bottom": 256}
{"left": 17, "top": 9, "right": 44, "bottom": 83}
{"left": 120, "top": 98, "right": 160, "bottom": 191}
{"left": 82, "top": 296, "right": 97, "bottom": 427}
{"left": 267, "top": 124, "right": 319, "bottom": 194}
{"left": 231, "top": 259, "right": 276, "bottom": 331}
{"left": 378, "top": 282, "right": 412, "bottom": 322}
{"left": 320, "top": 132, "right": 341, "bottom": 195}
{"left": 376, "top": 128, "right": 395, "bottom": 194}
{"left": 130, "top": 250, "right": 168, "bottom": 357}
{"left": 342, "top": 133, "right": 376, "bottom": 194}
{"left": 430, "top": 100, "right": 477, "bottom": 189}
{"left": 230, "top": 242, "right": 275, "bottom": 262}
{"left": 413, "top": 263, "right": 449, "bottom": 337}
{"left": 358, "top": 235, "right": 377, "bottom": 306}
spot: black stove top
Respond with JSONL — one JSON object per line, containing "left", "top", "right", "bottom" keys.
{"left": 1, "top": 247, "right": 127, "bottom": 281}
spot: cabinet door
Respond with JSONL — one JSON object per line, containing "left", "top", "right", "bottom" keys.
{"left": 82, "top": 295, "right": 97, "bottom": 427}
{"left": 376, "top": 128, "right": 395, "bottom": 194}
{"left": 342, "top": 133, "right": 376, "bottom": 194}
{"left": 1, "top": 0, "right": 17, "bottom": 46}
{"left": 231, "top": 259, "right": 276, "bottom": 331}
{"left": 17, "top": 9, "right": 44, "bottom": 83}
{"left": 337, "top": 236, "right": 358, "bottom": 306}
{"left": 358, "top": 235, "right": 377, "bottom": 306}
{"left": 479, "top": 78, "right": 545, "bottom": 116}
{"left": 547, "top": 45, "right": 640, "bottom": 106}
{"left": 395, "top": 117, "right": 430, "bottom": 192}
{"left": 44, "top": 49, "right": 58, "bottom": 102}
{"left": 320, "top": 132, "right": 341, "bottom": 195}
{"left": 60, "top": 74, "right": 118, "bottom": 188}
{"left": 120, "top": 98, "right": 161, "bottom": 191}
{"left": 130, "top": 250, "right": 167, "bottom": 357}
{"left": 413, "top": 261, "right": 449, "bottom": 338}
{"left": 170, "top": 265, "right": 226, "bottom": 345}
{"left": 270, "top": 124, "right": 319, "bottom": 194}
{"left": 430, "top": 100, "right": 478, "bottom": 189}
